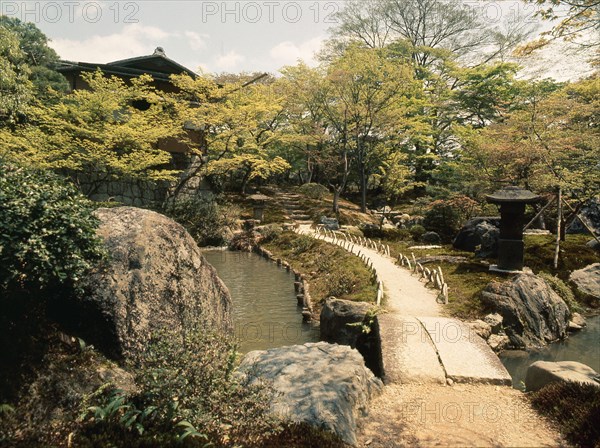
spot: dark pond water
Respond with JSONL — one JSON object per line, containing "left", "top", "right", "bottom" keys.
{"left": 500, "top": 316, "right": 600, "bottom": 389}
{"left": 203, "top": 250, "right": 319, "bottom": 353}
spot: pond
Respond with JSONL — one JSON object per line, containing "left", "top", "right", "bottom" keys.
{"left": 203, "top": 249, "right": 320, "bottom": 353}
{"left": 500, "top": 316, "right": 600, "bottom": 389}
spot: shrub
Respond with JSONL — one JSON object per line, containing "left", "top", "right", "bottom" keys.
{"left": 0, "top": 160, "right": 103, "bottom": 295}
{"left": 298, "top": 183, "right": 329, "bottom": 200}
{"left": 423, "top": 195, "right": 480, "bottom": 242}
{"left": 362, "top": 225, "right": 410, "bottom": 241}
{"left": 531, "top": 381, "right": 600, "bottom": 448}
{"left": 77, "top": 329, "right": 279, "bottom": 447}
{"left": 165, "top": 194, "right": 240, "bottom": 247}
{"left": 409, "top": 224, "right": 426, "bottom": 241}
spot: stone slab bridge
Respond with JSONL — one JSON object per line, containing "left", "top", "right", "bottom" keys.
{"left": 296, "top": 224, "right": 511, "bottom": 386}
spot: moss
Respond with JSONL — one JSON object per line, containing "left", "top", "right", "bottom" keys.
{"left": 524, "top": 234, "right": 598, "bottom": 279}
{"left": 263, "top": 232, "right": 378, "bottom": 308}
{"left": 538, "top": 272, "right": 581, "bottom": 312}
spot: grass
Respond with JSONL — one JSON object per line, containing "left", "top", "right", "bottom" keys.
{"left": 262, "top": 231, "right": 378, "bottom": 309}
{"left": 373, "top": 233, "right": 598, "bottom": 319}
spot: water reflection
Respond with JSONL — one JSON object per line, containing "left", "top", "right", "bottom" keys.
{"left": 501, "top": 316, "right": 600, "bottom": 389}
{"left": 203, "top": 250, "right": 319, "bottom": 353}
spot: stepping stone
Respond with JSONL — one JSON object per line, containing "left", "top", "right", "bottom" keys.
{"left": 417, "top": 317, "right": 512, "bottom": 386}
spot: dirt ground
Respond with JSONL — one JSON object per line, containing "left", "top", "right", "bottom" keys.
{"left": 356, "top": 383, "right": 565, "bottom": 448}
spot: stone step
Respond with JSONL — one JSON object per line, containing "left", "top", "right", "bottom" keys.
{"left": 417, "top": 317, "right": 512, "bottom": 385}
{"left": 379, "top": 314, "right": 446, "bottom": 385}
{"left": 292, "top": 214, "right": 312, "bottom": 221}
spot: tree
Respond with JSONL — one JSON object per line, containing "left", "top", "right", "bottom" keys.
{"left": 0, "top": 17, "right": 68, "bottom": 97}
{"left": 527, "top": 0, "right": 600, "bottom": 49}
{"left": 330, "top": 0, "right": 533, "bottom": 66}
{"left": 0, "top": 71, "right": 183, "bottom": 196}
{"left": 0, "top": 26, "right": 33, "bottom": 126}
{"left": 464, "top": 76, "right": 599, "bottom": 200}
{"left": 172, "top": 74, "right": 290, "bottom": 193}
{"left": 283, "top": 45, "right": 416, "bottom": 212}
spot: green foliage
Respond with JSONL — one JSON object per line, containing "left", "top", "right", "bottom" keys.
{"left": 409, "top": 224, "right": 426, "bottom": 241}
{"left": 165, "top": 194, "right": 240, "bottom": 246}
{"left": 0, "top": 16, "right": 68, "bottom": 97}
{"left": 291, "top": 234, "right": 318, "bottom": 255}
{"left": 326, "top": 270, "right": 361, "bottom": 297}
{"left": 423, "top": 196, "right": 480, "bottom": 242}
{"left": 132, "top": 329, "right": 277, "bottom": 447}
{"left": 0, "top": 71, "right": 182, "bottom": 196}
{"left": 538, "top": 272, "right": 580, "bottom": 312}
{"left": 0, "top": 25, "right": 33, "bottom": 125}
{"left": 531, "top": 381, "right": 600, "bottom": 448}
{"left": 0, "top": 160, "right": 103, "bottom": 294}
{"left": 298, "top": 182, "right": 329, "bottom": 200}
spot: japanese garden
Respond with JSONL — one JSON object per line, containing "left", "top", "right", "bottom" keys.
{"left": 0, "top": 1, "right": 599, "bottom": 446}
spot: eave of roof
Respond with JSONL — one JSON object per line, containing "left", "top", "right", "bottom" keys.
{"left": 56, "top": 52, "right": 198, "bottom": 81}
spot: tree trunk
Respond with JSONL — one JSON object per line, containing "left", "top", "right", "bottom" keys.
{"left": 359, "top": 163, "right": 367, "bottom": 213}
{"left": 333, "top": 188, "right": 340, "bottom": 214}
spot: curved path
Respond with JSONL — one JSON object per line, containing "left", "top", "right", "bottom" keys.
{"left": 297, "top": 224, "right": 510, "bottom": 386}
{"left": 295, "top": 223, "right": 562, "bottom": 446}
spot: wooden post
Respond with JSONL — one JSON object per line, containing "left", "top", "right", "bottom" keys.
{"left": 554, "top": 186, "right": 562, "bottom": 269}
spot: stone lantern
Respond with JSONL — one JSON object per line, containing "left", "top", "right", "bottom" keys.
{"left": 486, "top": 186, "right": 540, "bottom": 272}
{"left": 249, "top": 193, "right": 270, "bottom": 223}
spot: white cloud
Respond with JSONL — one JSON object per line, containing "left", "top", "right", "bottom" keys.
{"left": 50, "top": 23, "right": 173, "bottom": 62}
{"left": 214, "top": 50, "right": 245, "bottom": 71}
{"left": 269, "top": 36, "right": 324, "bottom": 67}
{"left": 184, "top": 31, "right": 209, "bottom": 52}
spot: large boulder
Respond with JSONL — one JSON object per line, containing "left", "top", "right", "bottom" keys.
{"left": 525, "top": 361, "right": 600, "bottom": 392}
{"left": 453, "top": 217, "right": 500, "bottom": 257}
{"left": 70, "top": 207, "right": 232, "bottom": 360}
{"left": 480, "top": 274, "right": 571, "bottom": 349}
{"left": 566, "top": 198, "right": 600, "bottom": 235}
{"left": 237, "top": 342, "right": 383, "bottom": 446}
{"left": 569, "top": 263, "right": 600, "bottom": 301}
{"left": 320, "top": 298, "right": 383, "bottom": 376}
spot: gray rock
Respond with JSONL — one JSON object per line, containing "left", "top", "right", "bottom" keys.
{"left": 487, "top": 334, "right": 510, "bottom": 352}
{"left": 475, "top": 222, "right": 500, "bottom": 258}
{"left": 238, "top": 342, "right": 383, "bottom": 446}
{"left": 587, "top": 239, "right": 600, "bottom": 250}
{"left": 484, "top": 313, "right": 504, "bottom": 334}
{"left": 76, "top": 207, "right": 233, "bottom": 360}
{"left": 480, "top": 274, "right": 571, "bottom": 349}
{"left": 569, "top": 263, "right": 600, "bottom": 300}
{"left": 566, "top": 198, "right": 600, "bottom": 235}
{"left": 382, "top": 223, "right": 397, "bottom": 231}
{"left": 415, "top": 255, "right": 469, "bottom": 265}
{"left": 421, "top": 231, "right": 442, "bottom": 245}
{"left": 453, "top": 217, "right": 500, "bottom": 254}
{"left": 321, "top": 216, "right": 340, "bottom": 230}
{"left": 468, "top": 320, "right": 492, "bottom": 340}
{"left": 320, "top": 298, "right": 383, "bottom": 377}
{"left": 525, "top": 361, "right": 600, "bottom": 392}
{"left": 320, "top": 298, "right": 375, "bottom": 345}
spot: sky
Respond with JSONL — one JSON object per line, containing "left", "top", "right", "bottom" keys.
{"left": 0, "top": 0, "right": 595, "bottom": 79}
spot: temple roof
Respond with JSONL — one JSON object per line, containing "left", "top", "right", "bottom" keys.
{"left": 57, "top": 47, "right": 197, "bottom": 82}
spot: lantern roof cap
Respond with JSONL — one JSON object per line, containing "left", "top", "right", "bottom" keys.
{"left": 486, "top": 186, "right": 540, "bottom": 204}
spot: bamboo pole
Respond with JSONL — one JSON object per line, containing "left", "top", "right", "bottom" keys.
{"left": 562, "top": 198, "right": 600, "bottom": 245}
{"left": 554, "top": 187, "right": 562, "bottom": 269}
{"left": 523, "top": 196, "right": 556, "bottom": 231}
